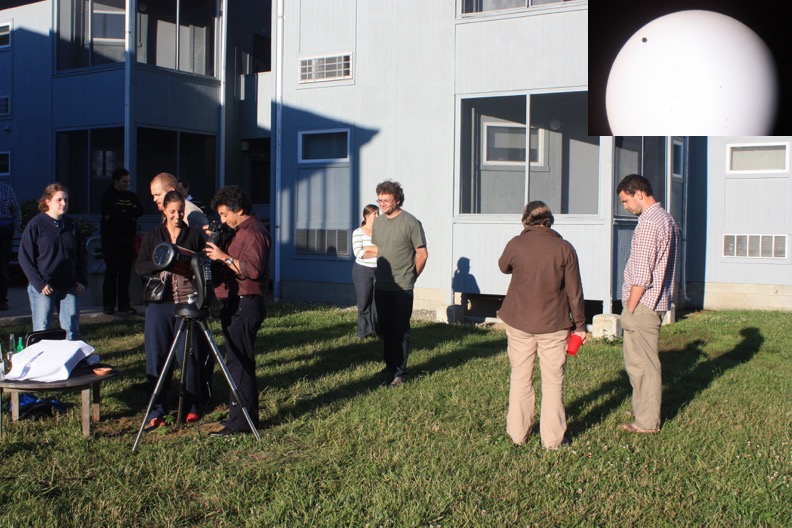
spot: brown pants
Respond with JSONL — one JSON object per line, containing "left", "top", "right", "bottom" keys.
{"left": 621, "top": 302, "right": 664, "bottom": 430}
{"left": 504, "top": 324, "right": 568, "bottom": 448}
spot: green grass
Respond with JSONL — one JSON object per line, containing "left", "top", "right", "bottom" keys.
{"left": 0, "top": 307, "right": 789, "bottom": 527}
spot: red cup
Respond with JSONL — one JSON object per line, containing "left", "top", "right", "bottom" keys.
{"left": 567, "top": 334, "right": 583, "bottom": 356}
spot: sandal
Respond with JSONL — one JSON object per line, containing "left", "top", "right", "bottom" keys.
{"left": 619, "top": 422, "right": 659, "bottom": 434}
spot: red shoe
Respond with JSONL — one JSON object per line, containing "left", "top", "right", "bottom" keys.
{"left": 186, "top": 413, "right": 200, "bottom": 423}
{"left": 145, "top": 417, "right": 166, "bottom": 431}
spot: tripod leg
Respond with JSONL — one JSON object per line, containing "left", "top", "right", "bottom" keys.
{"left": 132, "top": 318, "right": 188, "bottom": 452}
{"left": 175, "top": 322, "right": 194, "bottom": 425}
{"left": 198, "top": 320, "right": 261, "bottom": 441}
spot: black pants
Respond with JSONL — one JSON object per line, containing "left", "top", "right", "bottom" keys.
{"left": 102, "top": 237, "right": 136, "bottom": 311}
{"left": 374, "top": 288, "right": 413, "bottom": 379}
{"left": 352, "top": 263, "right": 378, "bottom": 338}
{"left": 0, "top": 224, "right": 13, "bottom": 302}
{"left": 220, "top": 296, "right": 266, "bottom": 431}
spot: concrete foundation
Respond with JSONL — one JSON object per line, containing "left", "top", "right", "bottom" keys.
{"left": 592, "top": 313, "right": 622, "bottom": 339}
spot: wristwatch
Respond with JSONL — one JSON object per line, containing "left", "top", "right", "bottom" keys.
{"left": 225, "top": 257, "right": 234, "bottom": 266}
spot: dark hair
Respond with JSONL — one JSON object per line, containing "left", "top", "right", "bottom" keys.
{"left": 112, "top": 168, "right": 130, "bottom": 182}
{"left": 375, "top": 180, "right": 405, "bottom": 206}
{"left": 616, "top": 174, "right": 654, "bottom": 197}
{"left": 177, "top": 176, "right": 190, "bottom": 191}
{"left": 522, "top": 200, "right": 554, "bottom": 228}
{"left": 211, "top": 185, "right": 252, "bottom": 215}
{"left": 39, "top": 183, "right": 69, "bottom": 212}
{"left": 361, "top": 204, "right": 379, "bottom": 226}
{"left": 162, "top": 190, "right": 185, "bottom": 210}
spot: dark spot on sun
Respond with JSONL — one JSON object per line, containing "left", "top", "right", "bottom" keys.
{"left": 642, "top": 37, "right": 647, "bottom": 43}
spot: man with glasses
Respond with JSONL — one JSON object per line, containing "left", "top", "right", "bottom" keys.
{"left": 372, "top": 180, "right": 428, "bottom": 388}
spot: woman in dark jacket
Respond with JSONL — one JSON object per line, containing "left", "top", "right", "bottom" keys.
{"left": 19, "top": 183, "right": 87, "bottom": 340}
{"left": 135, "top": 191, "right": 207, "bottom": 429}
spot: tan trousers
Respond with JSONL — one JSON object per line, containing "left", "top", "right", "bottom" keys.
{"left": 504, "top": 323, "right": 568, "bottom": 448}
{"left": 621, "top": 302, "right": 664, "bottom": 430}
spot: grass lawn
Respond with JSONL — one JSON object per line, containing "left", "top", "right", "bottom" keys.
{"left": 0, "top": 305, "right": 789, "bottom": 526}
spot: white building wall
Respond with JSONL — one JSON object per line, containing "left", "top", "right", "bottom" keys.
{"left": 702, "top": 136, "right": 792, "bottom": 310}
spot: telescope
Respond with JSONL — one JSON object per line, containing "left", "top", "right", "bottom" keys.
{"left": 151, "top": 242, "right": 213, "bottom": 310}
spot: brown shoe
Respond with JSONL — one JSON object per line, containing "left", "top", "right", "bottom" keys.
{"left": 619, "top": 422, "right": 659, "bottom": 434}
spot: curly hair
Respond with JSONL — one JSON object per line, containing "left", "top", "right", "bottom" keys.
{"left": 210, "top": 185, "right": 252, "bottom": 215}
{"left": 375, "top": 180, "right": 405, "bottom": 206}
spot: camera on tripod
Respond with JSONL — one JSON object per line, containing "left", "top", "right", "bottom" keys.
{"left": 151, "top": 242, "right": 213, "bottom": 310}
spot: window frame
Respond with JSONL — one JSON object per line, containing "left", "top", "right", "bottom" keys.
{"left": 0, "top": 22, "right": 10, "bottom": 49}
{"left": 480, "top": 120, "right": 548, "bottom": 169}
{"left": 726, "top": 142, "right": 790, "bottom": 175}
{"left": 723, "top": 234, "right": 787, "bottom": 260}
{"left": 298, "top": 129, "right": 351, "bottom": 164}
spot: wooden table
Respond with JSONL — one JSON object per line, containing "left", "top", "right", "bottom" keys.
{"left": 0, "top": 367, "right": 117, "bottom": 438}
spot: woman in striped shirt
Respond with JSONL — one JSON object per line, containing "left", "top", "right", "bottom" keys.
{"left": 352, "top": 204, "right": 380, "bottom": 339}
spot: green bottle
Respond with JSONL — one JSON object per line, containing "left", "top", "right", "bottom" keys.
{"left": 16, "top": 337, "right": 24, "bottom": 352}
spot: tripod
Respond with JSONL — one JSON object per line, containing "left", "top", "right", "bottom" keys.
{"left": 132, "top": 303, "right": 261, "bottom": 452}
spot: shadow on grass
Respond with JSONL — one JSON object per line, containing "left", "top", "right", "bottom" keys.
{"left": 661, "top": 327, "right": 762, "bottom": 424}
{"left": 256, "top": 322, "right": 503, "bottom": 425}
{"left": 567, "top": 327, "right": 762, "bottom": 436}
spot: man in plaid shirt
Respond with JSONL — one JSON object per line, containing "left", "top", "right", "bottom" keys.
{"left": 617, "top": 174, "right": 678, "bottom": 434}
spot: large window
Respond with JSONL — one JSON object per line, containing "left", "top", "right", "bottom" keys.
{"left": 56, "top": 128, "right": 124, "bottom": 213}
{"left": 613, "top": 137, "right": 667, "bottom": 217}
{"left": 136, "top": 127, "right": 216, "bottom": 213}
{"left": 137, "top": 0, "right": 217, "bottom": 76}
{"left": 459, "top": 92, "right": 598, "bottom": 215}
{"left": 58, "top": 0, "right": 125, "bottom": 70}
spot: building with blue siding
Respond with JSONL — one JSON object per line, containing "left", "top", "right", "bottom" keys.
{"left": 0, "top": 0, "right": 271, "bottom": 222}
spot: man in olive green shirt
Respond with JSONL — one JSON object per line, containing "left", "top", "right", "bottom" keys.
{"left": 372, "top": 180, "right": 428, "bottom": 388}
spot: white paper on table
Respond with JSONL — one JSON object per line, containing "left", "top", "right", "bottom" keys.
{"left": 4, "top": 340, "right": 95, "bottom": 382}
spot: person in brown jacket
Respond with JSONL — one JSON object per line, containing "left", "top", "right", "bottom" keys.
{"left": 498, "top": 201, "right": 586, "bottom": 450}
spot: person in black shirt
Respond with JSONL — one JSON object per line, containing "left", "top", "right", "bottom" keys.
{"left": 101, "top": 168, "right": 143, "bottom": 315}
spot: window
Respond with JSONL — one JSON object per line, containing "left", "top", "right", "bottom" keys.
{"left": 57, "top": 0, "right": 126, "bottom": 69}
{"left": 613, "top": 137, "right": 667, "bottom": 217}
{"left": 461, "top": 0, "right": 567, "bottom": 14}
{"left": 0, "top": 152, "right": 9, "bottom": 177}
{"left": 0, "top": 96, "right": 9, "bottom": 117}
{"left": 459, "top": 91, "right": 597, "bottom": 215}
{"left": 56, "top": 128, "right": 124, "bottom": 213}
{"left": 0, "top": 23, "right": 10, "bottom": 48}
{"left": 136, "top": 0, "right": 217, "bottom": 76}
{"left": 728, "top": 143, "right": 789, "bottom": 173}
{"left": 723, "top": 234, "right": 786, "bottom": 259}
{"left": 299, "top": 55, "right": 352, "bottom": 83}
{"left": 482, "top": 122, "right": 548, "bottom": 167}
{"left": 299, "top": 130, "right": 350, "bottom": 162}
